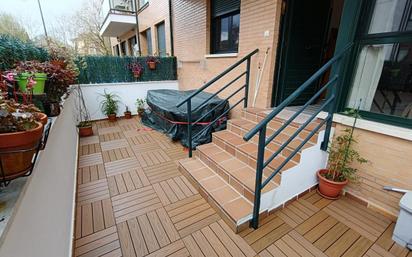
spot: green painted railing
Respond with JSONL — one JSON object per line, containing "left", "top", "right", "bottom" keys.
{"left": 243, "top": 43, "right": 353, "bottom": 229}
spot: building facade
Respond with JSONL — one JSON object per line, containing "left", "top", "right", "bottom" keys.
{"left": 100, "top": 0, "right": 172, "bottom": 57}
{"left": 100, "top": 0, "right": 412, "bottom": 219}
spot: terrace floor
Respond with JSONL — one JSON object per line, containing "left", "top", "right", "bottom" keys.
{"left": 74, "top": 117, "right": 411, "bottom": 257}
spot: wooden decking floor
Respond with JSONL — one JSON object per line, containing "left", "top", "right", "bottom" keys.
{"left": 74, "top": 117, "right": 411, "bottom": 257}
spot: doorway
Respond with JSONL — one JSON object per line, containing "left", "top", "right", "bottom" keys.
{"left": 272, "top": 0, "right": 345, "bottom": 106}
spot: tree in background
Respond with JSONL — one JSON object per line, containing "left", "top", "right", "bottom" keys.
{"left": 0, "top": 13, "right": 30, "bottom": 42}
{"left": 71, "top": 0, "right": 111, "bottom": 55}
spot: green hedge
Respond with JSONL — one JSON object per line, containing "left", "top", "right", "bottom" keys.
{"left": 76, "top": 56, "right": 177, "bottom": 84}
{"left": 0, "top": 35, "right": 49, "bottom": 71}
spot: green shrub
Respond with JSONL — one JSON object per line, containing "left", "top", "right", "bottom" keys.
{"left": 0, "top": 35, "right": 49, "bottom": 71}
{"left": 75, "top": 55, "right": 177, "bottom": 84}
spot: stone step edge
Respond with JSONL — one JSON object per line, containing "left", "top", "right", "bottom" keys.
{"left": 212, "top": 129, "right": 302, "bottom": 164}
{"left": 178, "top": 158, "right": 268, "bottom": 233}
{"left": 195, "top": 144, "right": 280, "bottom": 201}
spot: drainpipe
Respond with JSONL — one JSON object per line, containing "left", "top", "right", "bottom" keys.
{"left": 134, "top": 0, "right": 142, "bottom": 56}
{"left": 168, "top": 0, "right": 174, "bottom": 56}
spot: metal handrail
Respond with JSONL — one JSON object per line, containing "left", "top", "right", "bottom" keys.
{"left": 246, "top": 43, "right": 353, "bottom": 229}
{"left": 176, "top": 49, "right": 259, "bottom": 108}
{"left": 243, "top": 43, "right": 353, "bottom": 141}
{"left": 177, "top": 49, "right": 259, "bottom": 157}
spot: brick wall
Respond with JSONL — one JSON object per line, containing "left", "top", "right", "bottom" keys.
{"left": 173, "top": 0, "right": 282, "bottom": 110}
{"left": 111, "top": 0, "right": 172, "bottom": 56}
{"left": 334, "top": 123, "right": 412, "bottom": 219}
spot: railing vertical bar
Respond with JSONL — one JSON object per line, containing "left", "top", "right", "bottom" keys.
{"left": 251, "top": 126, "right": 266, "bottom": 229}
{"left": 244, "top": 57, "right": 251, "bottom": 108}
{"left": 321, "top": 59, "right": 342, "bottom": 151}
{"left": 187, "top": 99, "right": 193, "bottom": 157}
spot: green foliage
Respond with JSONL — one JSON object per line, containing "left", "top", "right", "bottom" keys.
{"left": 100, "top": 90, "right": 120, "bottom": 116}
{"left": 136, "top": 98, "right": 145, "bottom": 110}
{"left": 0, "top": 35, "right": 49, "bottom": 71}
{"left": 325, "top": 108, "right": 368, "bottom": 182}
{"left": 75, "top": 56, "right": 177, "bottom": 84}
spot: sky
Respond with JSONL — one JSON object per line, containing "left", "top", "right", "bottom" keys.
{"left": 0, "top": 0, "right": 85, "bottom": 41}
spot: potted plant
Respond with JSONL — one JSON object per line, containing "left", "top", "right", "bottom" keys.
{"left": 14, "top": 61, "right": 48, "bottom": 94}
{"left": 100, "top": 90, "right": 119, "bottom": 122}
{"left": 317, "top": 108, "right": 368, "bottom": 199}
{"left": 146, "top": 56, "right": 160, "bottom": 70}
{"left": 128, "top": 61, "right": 144, "bottom": 79}
{"left": 124, "top": 106, "right": 132, "bottom": 119}
{"left": 74, "top": 86, "right": 93, "bottom": 137}
{"left": 136, "top": 98, "right": 145, "bottom": 117}
{"left": 0, "top": 96, "right": 44, "bottom": 181}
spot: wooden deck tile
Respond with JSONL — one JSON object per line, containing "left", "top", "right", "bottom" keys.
{"left": 79, "top": 143, "right": 102, "bottom": 156}
{"left": 80, "top": 135, "right": 100, "bottom": 146}
{"left": 74, "top": 226, "right": 121, "bottom": 257}
{"left": 77, "top": 179, "right": 110, "bottom": 206}
{"left": 78, "top": 164, "right": 106, "bottom": 185}
{"left": 111, "top": 185, "right": 162, "bottom": 223}
{"left": 102, "top": 147, "right": 135, "bottom": 163}
{"left": 143, "top": 161, "right": 182, "bottom": 184}
{"left": 100, "top": 139, "right": 129, "bottom": 151}
{"left": 104, "top": 157, "right": 141, "bottom": 177}
{"left": 74, "top": 119, "right": 411, "bottom": 257}
{"left": 100, "top": 132, "right": 124, "bottom": 142}
{"left": 165, "top": 194, "right": 220, "bottom": 238}
{"left": 107, "top": 169, "right": 150, "bottom": 197}
{"left": 79, "top": 153, "right": 104, "bottom": 168}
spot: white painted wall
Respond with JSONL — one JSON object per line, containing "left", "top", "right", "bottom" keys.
{"left": 79, "top": 81, "right": 178, "bottom": 121}
{"left": 0, "top": 95, "right": 78, "bottom": 257}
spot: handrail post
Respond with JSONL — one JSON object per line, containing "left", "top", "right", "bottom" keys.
{"left": 250, "top": 126, "right": 266, "bottom": 229}
{"left": 321, "top": 59, "right": 342, "bottom": 151}
{"left": 187, "top": 99, "right": 193, "bottom": 157}
{"left": 244, "top": 57, "right": 251, "bottom": 108}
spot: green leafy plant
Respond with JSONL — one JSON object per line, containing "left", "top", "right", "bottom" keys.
{"left": 100, "top": 90, "right": 119, "bottom": 116}
{"left": 324, "top": 108, "right": 368, "bottom": 182}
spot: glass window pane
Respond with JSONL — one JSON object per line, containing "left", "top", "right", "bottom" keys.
{"left": 368, "top": 0, "right": 412, "bottom": 34}
{"left": 347, "top": 43, "right": 412, "bottom": 119}
{"left": 231, "top": 13, "right": 240, "bottom": 50}
{"left": 219, "top": 16, "right": 230, "bottom": 50}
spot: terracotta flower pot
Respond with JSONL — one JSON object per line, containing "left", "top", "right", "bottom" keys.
{"left": 124, "top": 111, "right": 132, "bottom": 119}
{"left": 79, "top": 126, "right": 93, "bottom": 137}
{"left": 317, "top": 169, "right": 348, "bottom": 199}
{"left": 0, "top": 122, "right": 44, "bottom": 180}
{"left": 133, "top": 72, "right": 141, "bottom": 78}
{"left": 108, "top": 114, "right": 117, "bottom": 122}
{"left": 147, "top": 61, "right": 157, "bottom": 70}
{"left": 35, "top": 112, "right": 48, "bottom": 125}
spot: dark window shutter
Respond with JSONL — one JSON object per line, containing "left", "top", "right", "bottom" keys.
{"left": 212, "top": 0, "right": 240, "bottom": 17}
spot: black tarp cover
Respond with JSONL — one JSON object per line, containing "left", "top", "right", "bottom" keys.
{"left": 141, "top": 89, "right": 229, "bottom": 148}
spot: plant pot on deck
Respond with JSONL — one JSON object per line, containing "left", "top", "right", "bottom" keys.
{"left": 0, "top": 122, "right": 43, "bottom": 181}
{"left": 317, "top": 169, "right": 348, "bottom": 199}
{"left": 35, "top": 112, "right": 48, "bottom": 125}
{"left": 108, "top": 114, "right": 117, "bottom": 122}
{"left": 124, "top": 111, "right": 132, "bottom": 119}
{"left": 44, "top": 101, "right": 61, "bottom": 117}
{"left": 79, "top": 125, "right": 93, "bottom": 137}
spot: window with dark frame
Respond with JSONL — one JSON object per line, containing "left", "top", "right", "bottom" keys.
{"left": 113, "top": 45, "right": 120, "bottom": 56}
{"left": 120, "top": 41, "right": 127, "bottom": 56}
{"left": 344, "top": 0, "right": 412, "bottom": 128}
{"left": 210, "top": 0, "right": 240, "bottom": 54}
{"left": 128, "top": 36, "right": 137, "bottom": 56}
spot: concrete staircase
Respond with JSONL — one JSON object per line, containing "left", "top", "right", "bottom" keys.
{"left": 178, "top": 107, "right": 328, "bottom": 233}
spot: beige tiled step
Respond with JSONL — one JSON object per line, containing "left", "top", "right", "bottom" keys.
{"left": 178, "top": 157, "right": 266, "bottom": 233}
{"left": 213, "top": 129, "right": 302, "bottom": 166}
{"left": 241, "top": 107, "right": 323, "bottom": 144}
{"left": 195, "top": 143, "right": 280, "bottom": 202}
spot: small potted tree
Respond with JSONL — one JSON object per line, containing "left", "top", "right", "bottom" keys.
{"left": 317, "top": 108, "right": 368, "bottom": 199}
{"left": 100, "top": 91, "right": 119, "bottom": 122}
{"left": 146, "top": 56, "right": 160, "bottom": 70}
{"left": 136, "top": 98, "right": 145, "bottom": 117}
{"left": 74, "top": 86, "right": 93, "bottom": 137}
{"left": 124, "top": 106, "right": 132, "bottom": 119}
{"left": 128, "top": 61, "right": 144, "bottom": 79}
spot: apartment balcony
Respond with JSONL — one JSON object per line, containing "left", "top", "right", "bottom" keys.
{"left": 99, "top": 0, "right": 136, "bottom": 37}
